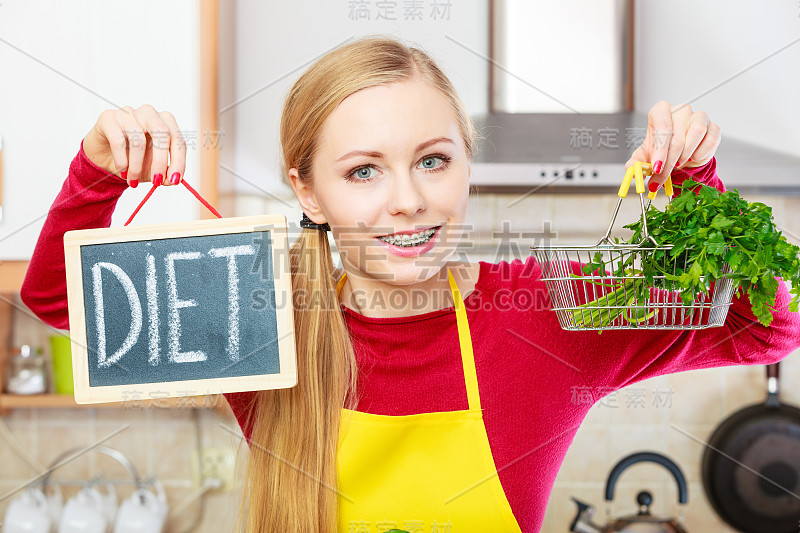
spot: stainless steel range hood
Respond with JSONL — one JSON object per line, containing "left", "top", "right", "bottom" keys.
{"left": 469, "top": 111, "right": 800, "bottom": 194}
{"left": 472, "top": 1, "right": 800, "bottom": 194}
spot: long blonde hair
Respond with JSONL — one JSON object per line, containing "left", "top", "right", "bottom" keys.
{"left": 235, "top": 34, "right": 480, "bottom": 532}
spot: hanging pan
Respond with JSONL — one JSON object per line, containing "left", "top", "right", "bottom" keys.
{"left": 701, "top": 362, "right": 800, "bottom": 532}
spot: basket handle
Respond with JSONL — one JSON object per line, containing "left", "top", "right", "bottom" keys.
{"left": 648, "top": 174, "right": 674, "bottom": 200}
{"left": 617, "top": 162, "right": 674, "bottom": 201}
{"left": 618, "top": 161, "right": 650, "bottom": 197}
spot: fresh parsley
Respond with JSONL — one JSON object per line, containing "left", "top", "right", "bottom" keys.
{"left": 573, "top": 178, "right": 800, "bottom": 328}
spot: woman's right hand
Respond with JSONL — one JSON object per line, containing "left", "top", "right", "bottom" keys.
{"left": 82, "top": 104, "right": 187, "bottom": 188}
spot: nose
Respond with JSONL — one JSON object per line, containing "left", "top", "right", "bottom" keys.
{"left": 387, "top": 168, "right": 425, "bottom": 217}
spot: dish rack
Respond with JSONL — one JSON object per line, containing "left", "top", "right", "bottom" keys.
{"left": 530, "top": 162, "right": 737, "bottom": 331}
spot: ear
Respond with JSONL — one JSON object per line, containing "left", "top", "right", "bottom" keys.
{"left": 289, "top": 167, "right": 328, "bottom": 225}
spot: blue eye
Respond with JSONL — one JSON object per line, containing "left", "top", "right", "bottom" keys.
{"left": 353, "top": 166, "right": 377, "bottom": 180}
{"left": 344, "top": 154, "right": 452, "bottom": 183}
{"left": 419, "top": 156, "right": 445, "bottom": 170}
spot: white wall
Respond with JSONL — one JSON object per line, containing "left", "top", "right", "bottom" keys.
{"left": 635, "top": 0, "right": 800, "bottom": 157}
{"left": 218, "top": 0, "right": 489, "bottom": 197}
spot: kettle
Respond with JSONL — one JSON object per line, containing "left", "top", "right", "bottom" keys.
{"left": 57, "top": 482, "right": 116, "bottom": 533}
{"left": 112, "top": 480, "right": 168, "bottom": 533}
{"left": 3, "top": 484, "right": 62, "bottom": 533}
{"left": 569, "top": 451, "right": 689, "bottom": 533}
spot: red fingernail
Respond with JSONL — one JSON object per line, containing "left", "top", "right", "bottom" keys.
{"left": 648, "top": 181, "right": 660, "bottom": 192}
{"left": 130, "top": 179, "right": 139, "bottom": 188}
{"left": 120, "top": 170, "right": 127, "bottom": 180}
{"left": 153, "top": 173, "right": 163, "bottom": 186}
{"left": 170, "top": 172, "right": 181, "bottom": 185}
{"left": 653, "top": 160, "right": 664, "bottom": 174}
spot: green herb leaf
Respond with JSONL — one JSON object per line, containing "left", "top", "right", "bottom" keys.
{"left": 572, "top": 180, "right": 800, "bottom": 330}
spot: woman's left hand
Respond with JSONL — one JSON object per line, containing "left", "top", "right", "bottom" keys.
{"left": 624, "top": 100, "right": 722, "bottom": 192}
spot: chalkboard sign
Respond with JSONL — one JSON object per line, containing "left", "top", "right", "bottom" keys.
{"left": 63, "top": 215, "right": 296, "bottom": 404}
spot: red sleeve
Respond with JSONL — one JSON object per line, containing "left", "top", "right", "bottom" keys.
{"left": 20, "top": 139, "right": 128, "bottom": 330}
{"left": 223, "top": 390, "right": 257, "bottom": 444}
{"left": 669, "top": 155, "right": 724, "bottom": 194}
{"left": 19, "top": 140, "right": 257, "bottom": 442}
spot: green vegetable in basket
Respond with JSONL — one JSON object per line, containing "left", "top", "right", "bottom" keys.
{"left": 573, "top": 178, "right": 800, "bottom": 328}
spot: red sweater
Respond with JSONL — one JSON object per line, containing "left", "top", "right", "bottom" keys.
{"left": 21, "top": 141, "right": 800, "bottom": 532}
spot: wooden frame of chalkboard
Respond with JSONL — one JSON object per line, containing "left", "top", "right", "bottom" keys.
{"left": 63, "top": 214, "right": 297, "bottom": 404}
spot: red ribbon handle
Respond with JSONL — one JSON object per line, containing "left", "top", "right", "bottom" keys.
{"left": 123, "top": 178, "right": 222, "bottom": 226}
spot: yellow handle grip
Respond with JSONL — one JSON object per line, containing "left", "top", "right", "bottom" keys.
{"left": 618, "top": 161, "right": 653, "bottom": 198}
{"left": 664, "top": 175, "right": 674, "bottom": 196}
{"left": 647, "top": 174, "right": 674, "bottom": 200}
{"left": 618, "top": 166, "right": 634, "bottom": 198}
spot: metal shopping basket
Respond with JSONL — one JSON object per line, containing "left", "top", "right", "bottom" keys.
{"left": 530, "top": 162, "right": 737, "bottom": 331}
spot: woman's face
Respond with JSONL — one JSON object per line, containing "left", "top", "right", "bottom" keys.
{"left": 294, "top": 77, "right": 471, "bottom": 286}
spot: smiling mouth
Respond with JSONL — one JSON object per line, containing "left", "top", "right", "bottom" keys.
{"left": 376, "top": 225, "right": 441, "bottom": 247}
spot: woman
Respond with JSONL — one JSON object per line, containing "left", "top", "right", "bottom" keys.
{"left": 20, "top": 35, "right": 800, "bottom": 532}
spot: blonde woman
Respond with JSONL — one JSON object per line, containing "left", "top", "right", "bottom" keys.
{"left": 21, "top": 35, "right": 800, "bottom": 532}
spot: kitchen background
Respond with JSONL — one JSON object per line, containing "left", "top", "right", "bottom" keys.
{"left": 1, "top": 0, "right": 800, "bottom": 531}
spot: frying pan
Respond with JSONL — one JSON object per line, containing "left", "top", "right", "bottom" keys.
{"left": 702, "top": 362, "right": 800, "bottom": 532}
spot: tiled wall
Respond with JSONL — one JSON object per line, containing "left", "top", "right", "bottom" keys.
{"left": 0, "top": 297, "right": 249, "bottom": 532}
{"left": 2, "top": 189, "right": 798, "bottom": 532}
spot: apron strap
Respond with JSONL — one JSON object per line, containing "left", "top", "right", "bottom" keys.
{"left": 448, "top": 269, "right": 481, "bottom": 412}
{"left": 335, "top": 268, "right": 482, "bottom": 412}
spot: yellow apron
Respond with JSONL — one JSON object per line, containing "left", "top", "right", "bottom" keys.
{"left": 336, "top": 268, "right": 522, "bottom": 533}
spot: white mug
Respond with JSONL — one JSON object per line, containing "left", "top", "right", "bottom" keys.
{"left": 57, "top": 486, "right": 107, "bottom": 533}
{"left": 112, "top": 481, "right": 168, "bottom": 533}
{"left": 3, "top": 487, "right": 55, "bottom": 533}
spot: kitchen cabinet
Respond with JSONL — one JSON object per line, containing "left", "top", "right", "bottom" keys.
{"left": 0, "top": 0, "right": 220, "bottom": 260}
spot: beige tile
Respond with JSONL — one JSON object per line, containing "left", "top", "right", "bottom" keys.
{"left": 161, "top": 485, "right": 199, "bottom": 532}
{"left": 149, "top": 422, "right": 195, "bottom": 481}
{"left": 782, "top": 197, "right": 800, "bottom": 245}
{"left": 0, "top": 408, "right": 33, "bottom": 424}
{"left": 149, "top": 405, "right": 196, "bottom": 425}
{"left": 581, "top": 401, "right": 608, "bottom": 427}
{"left": 93, "top": 420, "right": 149, "bottom": 483}
{"left": 668, "top": 367, "right": 725, "bottom": 424}
{"left": 200, "top": 415, "right": 243, "bottom": 449}
{"left": 94, "top": 404, "right": 149, "bottom": 425}
{"left": 607, "top": 375, "right": 671, "bottom": 427}
{"left": 158, "top": 483, "right": 245, "bottom": 533}
{"left": 495, "top": 193, "right": 553, "bottom": 240}
{"left": 194, "top": 490, "right": 244, "bottom": 533}
{"left": 465, "top": 191, "right": 496, "bottom": 241}
{"left": 0, "top": 419, "right": 38, "bottom": 479}
{"left": 556, "top": 426, "right": 608, "bottom": 483}
{"left": 34, "top": 408, "right": 94, "bottom": 425}
{"left": 37, "top": 424, "right": 93, "bottom": 481}
{"left": 549, "top": 194, "right": 613, "bottom": 238}
{"left": 666, "top": 424, "right": 717, "bottom": 484}
{"left": 779, "top": 347, "right": 800, "bottom": 405}
{"left": 722, "top": 364, "right": 768, "bottom": 414}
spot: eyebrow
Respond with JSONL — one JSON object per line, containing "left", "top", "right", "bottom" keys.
{"left": 335, "top": 136, "right": 455, "bottom": 162}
